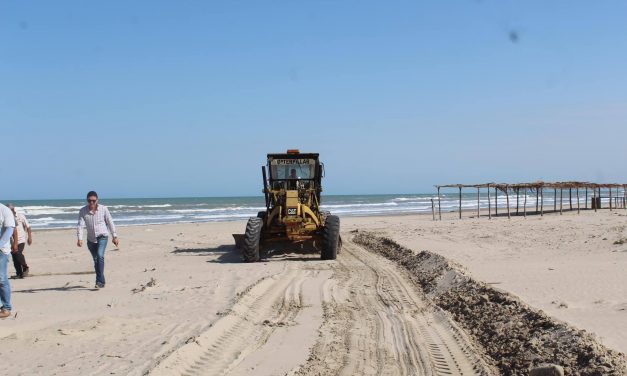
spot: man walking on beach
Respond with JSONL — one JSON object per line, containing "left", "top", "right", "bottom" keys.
{"left": 7, "top": 204, "right": 32, "bottom": 279}
{"left": 77, "top": 191, "right": 119, "bottom": 289}
{"left": 0, "top": 203, "right": 16, "bottom": 318}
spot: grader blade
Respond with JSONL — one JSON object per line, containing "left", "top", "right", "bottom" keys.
{"left": 232, "top": 234, "right": 245, "bottom": 249}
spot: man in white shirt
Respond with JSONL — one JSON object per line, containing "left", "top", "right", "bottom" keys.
{"left": 77, "top": 191, "right": 119, "bottom": 289}
{"left": 7, "top": 204, "right": 32, "bottom": 278}
{"left": 0, "top": 203, "right": 16, "bottom": 318}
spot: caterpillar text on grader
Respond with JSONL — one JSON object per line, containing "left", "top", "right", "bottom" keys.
{"left": 234, "top": 150, "right": 341, "bottom": 261}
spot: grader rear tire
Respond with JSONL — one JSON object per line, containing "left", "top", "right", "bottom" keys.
{"left": 242, "top": 217, "right": 262, "bottom": 262}
{"left": 321, "top": 215, "right": 340, "bottom": 260}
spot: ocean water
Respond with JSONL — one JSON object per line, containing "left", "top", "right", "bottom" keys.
{"left": 5, "top": 191, "right": 624, "bottom": 230}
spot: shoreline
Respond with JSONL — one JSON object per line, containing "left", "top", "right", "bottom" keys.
{"left": 27, "top": 203, "right": 625, "bottom": 232}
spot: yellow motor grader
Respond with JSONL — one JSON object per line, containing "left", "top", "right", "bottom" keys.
{"left": 235, "top": 150, "right": 340, "bottom": 261}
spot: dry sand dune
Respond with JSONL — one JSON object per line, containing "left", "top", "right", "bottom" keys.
{"left": 1, "top": 211, "right": 626, "bottom": 375}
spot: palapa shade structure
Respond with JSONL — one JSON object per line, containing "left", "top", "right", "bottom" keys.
{"left": 433, "top": 181, "right": 627, "bottom": 220}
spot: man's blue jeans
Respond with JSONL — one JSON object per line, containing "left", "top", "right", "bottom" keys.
{"left": 87, "top": 236, "right": 108, "bottom": 286}
{"left": 0, "top": 252, "right": 11, "bottom": 311}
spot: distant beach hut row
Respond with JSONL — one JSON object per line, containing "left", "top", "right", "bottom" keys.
{"left": 432, "top": 181, "right": 627, "bottom": 220}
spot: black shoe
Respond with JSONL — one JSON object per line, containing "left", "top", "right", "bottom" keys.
{"left": 10, "top": 275, "right": 23, "bottom": 280}
{"left": 95, "top": 283, "right": 105, "bottom": 289}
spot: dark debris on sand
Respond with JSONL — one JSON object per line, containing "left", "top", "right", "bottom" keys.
{"left": 353, "top": 232, "right": 626, "bottom": 376}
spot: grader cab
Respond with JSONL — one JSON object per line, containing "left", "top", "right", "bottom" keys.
{"left": 235, "top": 150, "right": 340, "bottom": 262}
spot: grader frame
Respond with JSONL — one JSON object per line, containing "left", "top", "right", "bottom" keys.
{"left": 236, "top": 150, "right": 340, "bottom": 261}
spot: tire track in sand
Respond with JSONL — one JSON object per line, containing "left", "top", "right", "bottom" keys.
{"left": 149, "top": 263, "right": 331, "bottom": 376}
{"left": 150, "top": 238, "right": 491, "bottom": 376}
{"left": 295, "top": 238, "right": 492, "bottom": 376}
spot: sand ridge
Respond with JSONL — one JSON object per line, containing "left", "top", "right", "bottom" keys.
{"left": 353, "top": 231, "right": 627, "bottom": 375}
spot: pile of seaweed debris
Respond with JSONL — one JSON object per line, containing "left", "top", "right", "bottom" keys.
{"left": 353, "top": 231, "right": 626, "bottom": 376}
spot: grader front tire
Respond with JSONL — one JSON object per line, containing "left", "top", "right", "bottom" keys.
{"left": 242, "top": 217, "right": 262, "bottom": 262}
{"left": 321, "top": 215, "right": 340, "bottom": 260}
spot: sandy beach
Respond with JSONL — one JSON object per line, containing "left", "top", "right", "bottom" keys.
{"left": 1, "top": 210, "right": 625, "bottom": 375}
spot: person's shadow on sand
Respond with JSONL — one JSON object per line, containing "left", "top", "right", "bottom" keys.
{"left": 13, "top": 285, "right": 93, "bottom": 294}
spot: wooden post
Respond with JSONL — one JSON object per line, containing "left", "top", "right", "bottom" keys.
{"left": 569, "top": 188, "right": 572, "bottom": 210}
{"left": 431, "top": 198, "right": 435, "bottom": 221}
{"left": 523, "top": 189, "right": 527, "bottom": 218}
{"left": 516, "top": 188, "right": 520, "bottom": 216}
{"left": 437, "top": 187, "right": 442, "bottom": 220}
{"left": 610, "top": 187, "right": 613, "bottom": 211}
{"left": 459, "top": 186, "right": 462, "bottom": 219}
{"left": 593, "top": 187, "right": 597, "bottom": 212}
{"left": 535, "top": 188, "right": 539, "bottom": 214}
{"left": 560, "top": 189, "right": 563, "bottom": 214}
{"left": 487, "top": 184, "right": 491, "bottom": 219}
{"left": 540, "top": 188, "right": 544, "bottom": 216}
{"left": 553, "top": 188, "right": 557, "bottom": 212}
{"left": 577, "top": 187, "right": 580, "bottom": 214}
{"left": 506, "top": 185, "right": 511, "bottom": 219}
{"left": 495, "top": 187, "right": 498, "bottom": 217}
{"left": 585, "top": 187, "right": 588, "bottom": 210}
{"left": 477, "top": 187, "right": 480, "bottom": 218}
{"left": 624, "top": 185, "right": 626, "bottom": 210}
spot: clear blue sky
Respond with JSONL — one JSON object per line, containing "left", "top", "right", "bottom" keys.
{"left": 2, "top": 1, "right": 626, "bottom": 199}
